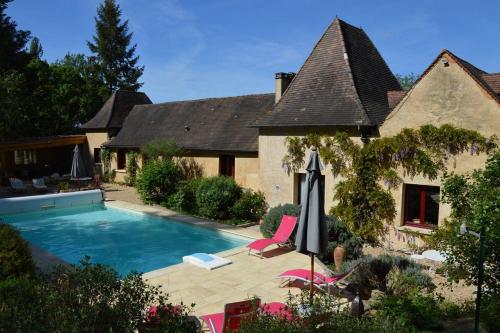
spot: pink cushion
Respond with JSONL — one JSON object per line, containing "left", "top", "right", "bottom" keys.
{"left": 261, "top": 302, "right": 292, "bottom": 320}
{"left": 200, "top": 312, "right": 224, "bottom": 333}
{"left": 279, "top": 268, "right": 349, "bottom": 285}
{"left": 279, "top": 268, "right": 327, "bottom": 284}
{"left": 247, "top": 238, "right": 278, "bottom": 251}
{"left": 272, "top": 215, "right": 297, "bottom": 243}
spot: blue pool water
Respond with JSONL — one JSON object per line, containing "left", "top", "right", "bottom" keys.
{"left": 1, "top": 204, "right": 249, "bottom": 275}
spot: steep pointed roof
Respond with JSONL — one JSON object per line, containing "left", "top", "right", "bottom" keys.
{"left": 82, "top": 90, "right": 152, "bottom": 130}
{"left": 255, "top": 18, "right": 401, "bottom": 127}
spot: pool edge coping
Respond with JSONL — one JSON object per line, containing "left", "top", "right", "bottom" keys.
{"left": 104, "top": 200, "right": 261, "bottom": 241}
{"left": 104, "top": 200, "right": 263, "bottom": 276}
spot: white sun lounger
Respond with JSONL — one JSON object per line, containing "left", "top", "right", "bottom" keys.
{"left": 32, "top": 178, "right": 48, "bottom": 192}
{"left": 182, "top": 253, "right": 232, "bottom": 270}
{"left": 9, "top": 178, "right": 27, "bottom": 192}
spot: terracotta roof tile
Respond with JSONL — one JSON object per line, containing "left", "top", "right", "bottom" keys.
{"left": 482, "top": 73, "right": 500, "bottom": 94}
{"left": 387, "top": 90, "right": 406, "bottom": 109}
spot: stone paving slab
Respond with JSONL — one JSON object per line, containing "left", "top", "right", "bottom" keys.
{"left": 103, "top": 184, "right": 330, "bottom": 316}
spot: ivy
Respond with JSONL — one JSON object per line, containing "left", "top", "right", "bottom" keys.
{"left": 283, "top": 124, "right": 497, "bottom": 244}
{"left": 125, "top": 151, "right": 139, "bottom": 186}
{"left": 99, "top": 148, "right": 114, "bottom": 183}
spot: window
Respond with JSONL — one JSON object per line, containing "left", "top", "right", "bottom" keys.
{"left": 295, "top": 173, "right": 325, "bottom": 205}
{"left": 219, "top": 155, "right": 235, "bottom": 178}
{"left": 404, "top": 184, "right": 440, "bottom": 227}
{"left": 117, "top": 150, "right": 126, "bottom": 170}
{"left": 94, "top": 148, "right": 101, "bottom": 163}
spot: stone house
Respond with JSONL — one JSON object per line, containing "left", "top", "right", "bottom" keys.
{"left": 82, "top": 16, "right": 500, "bottom": 246}
{"left": 84, "top": 93, "right": 274, "bottom": 187}
{"left": 82, "top": 89, "right": 152, "bottom": 174}
{"left": 254, "top": 17, "right": 402, "bottom": 211}
{"left": 379, "top": 50, "right": 500, "bottom": 240}
{"left": 255, "top": 18, "right": 500, "bottom": 246}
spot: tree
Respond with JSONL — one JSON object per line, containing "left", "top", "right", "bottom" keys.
{"left": 395, "top": 73, "right": 419, "bottom": 91}
{"left": 0, "top": 0, "right": 31, "bottom": 72}
{"left": 87, "top": 0, "right": 143, "bottom": 92}
{"left": 282, "top": 125, "right": 497, "bottom": 244}
{"left": 52, "top": 53, "right": 109, "bottom": 124}
{"left": 28, "top": 36, "right": 43, "bottom": 58}
{"left": 432, "top": 152, "right": 500, "bottom": 296}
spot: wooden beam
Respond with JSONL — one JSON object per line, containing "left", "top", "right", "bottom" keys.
{"left": 0, "top": 135, "right": 87, "bottom": 152}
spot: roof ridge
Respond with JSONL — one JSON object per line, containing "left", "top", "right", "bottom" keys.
{"left": 116, "top": 89, "right": 149, "bottom": 95}
{"left": 104, "top": 91, "right": 117, "bottom": 128}
{"left": 271, "top": 18, "right": 342, "bottom": 111}
{"left": 443, "top": 50, "right": 500, "bottom": 104}
{"left": 150, "top": 93, "right": 274, "bottom": 106}
{"left": 336, "top": 19, "right": 373, "bottom": 125}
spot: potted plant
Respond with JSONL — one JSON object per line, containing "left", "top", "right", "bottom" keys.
{"left": 333, "top": 244, "right": 345, "bottom": 271}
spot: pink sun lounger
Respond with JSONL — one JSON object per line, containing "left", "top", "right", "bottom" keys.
{"left": 247, "top": 215, "right": 298, "bottom": 258}
{"left": 200, "top": 299, "right": 291, "bottom": 333}
{"left": 277, "top": 264, "right": 358, "bottom": 293}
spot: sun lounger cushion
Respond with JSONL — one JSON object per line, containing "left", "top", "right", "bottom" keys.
{"left": 183, "top": 253, "right": 232, "bottom": 270}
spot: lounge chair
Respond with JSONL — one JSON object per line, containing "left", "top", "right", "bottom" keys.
{"left": 200, "top": 299, "right": 261, "bottom": 333}
{"left": 50, "top": 173, "right": 62, "bottom": 181}
{"left": 277, "top": 264, "right": 359, "bottom": 293}
{"left": 200, "top": 299, "right": 290, "bottom": 333}
{"left": 247, "top": 215, "right": 298, "bottom": 258}
{"left": 9, "top": 178, "right": 27, "bottom": 192}
{"left": 32, "top": 178, "right": 48, "bottom": 192}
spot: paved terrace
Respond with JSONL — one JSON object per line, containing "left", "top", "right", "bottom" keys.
{"left": 103, "top": 184, "right": 475, "bottom": 315}
{"left": 104, "top": 187, "right": 316, "bottom": 316}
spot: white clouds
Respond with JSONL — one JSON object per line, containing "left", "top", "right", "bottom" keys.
{"left": 225, "top": 39, "right": 301, "bottom": 69}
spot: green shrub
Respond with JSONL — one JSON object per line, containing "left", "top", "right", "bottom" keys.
{"left": 140, "top": 139, "right": 183, "bottom": 160}
{"left": 136, "top": 159, "right": 185, "bottom": 204}
{"left": 138, "top": 302, "right": 197, "bottom": 333}
{"left": 386, "top": 266, "right": 435, "bottom": 296}
{"left": 320, "top": 216, "right": 364, "bottom": 264}
{"left": 260, "top": 203, "right": 300, "bottom": 238}
{"left": 373, "top": 292, "right": 440, "bottom": 331}
{"left": 57, "top": 181, "right": 70, "bottom": 192}
{"left": 177, "top": 157, "right": 204, "bottom": 180}
{"left": 195, "top": 176, "right": 242, "bottom": 219}
{"left": 0, "top": 223, "right": 35, "bottom": 280}
{"left": 482, "top": 294, "right": 500, "bottom": 333}
{"left": 230, "top": 189, "right": 268, "bottom": 222}
{"left": 164, "top": 178, "right": 202, "bottom": 213}
{"left": 0, "top": 277, "right": 44, "bottom": 333}
{"left": 346, "top": 254, "right": 421, "bottom": 292}
{"left": 239, "top": 290, "right": 413, "bottom": 333}
{"left": 0, "top": 258, "right": 196, "bottom": 333}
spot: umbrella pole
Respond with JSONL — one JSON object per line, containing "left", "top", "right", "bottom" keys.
{"left": 310, "top": 254, "right": 314, "bottom": 303}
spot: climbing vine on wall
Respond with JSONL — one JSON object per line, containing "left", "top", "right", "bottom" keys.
{"left": 125, "top": 151, "right": 139, "bottom": 186}
{"left": 282, "top": 124, "right": 497, "bottom": 244}
{"left": 100, "top": 148, "right": 114, "bottom": 183}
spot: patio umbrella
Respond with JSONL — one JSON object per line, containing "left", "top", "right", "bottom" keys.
{"left": 295, "top": 147, "right": 328, "bottom": 301}
{"left": 70, "top": 144, "right": 84, "bottom": 180}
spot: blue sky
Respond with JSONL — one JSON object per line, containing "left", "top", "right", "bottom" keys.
{"left": 8, "top": 0, "right": 500, "bottom": 103}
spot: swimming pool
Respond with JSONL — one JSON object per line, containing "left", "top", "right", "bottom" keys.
{"left": 1, "top": 204, "right": 249, "bottom": 275}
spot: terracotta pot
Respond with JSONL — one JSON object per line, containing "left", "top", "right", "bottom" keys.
{"left": 333, "top": 245, "right": 345, "bottom": 271}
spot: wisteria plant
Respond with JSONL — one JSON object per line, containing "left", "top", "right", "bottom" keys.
{"left": 282, "top": 124, "right": 497, "bottom": 244}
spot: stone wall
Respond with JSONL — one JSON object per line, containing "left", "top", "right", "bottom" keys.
{"left": 380, "top": 52, "right": 500, "bottom": 233}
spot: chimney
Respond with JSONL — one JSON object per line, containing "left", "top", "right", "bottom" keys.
{"left": 275, "top": 72, "right": 295, "bottom": 103}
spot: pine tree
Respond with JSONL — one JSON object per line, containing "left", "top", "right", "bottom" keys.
{"left": 29, "top": 36, "right": 43, "bottom": 58}
{"left": 0, "top": 0, "right": 31, "bottom": 71}
{"left": 87, "top": 0, "right": 143, "bottom": 92}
